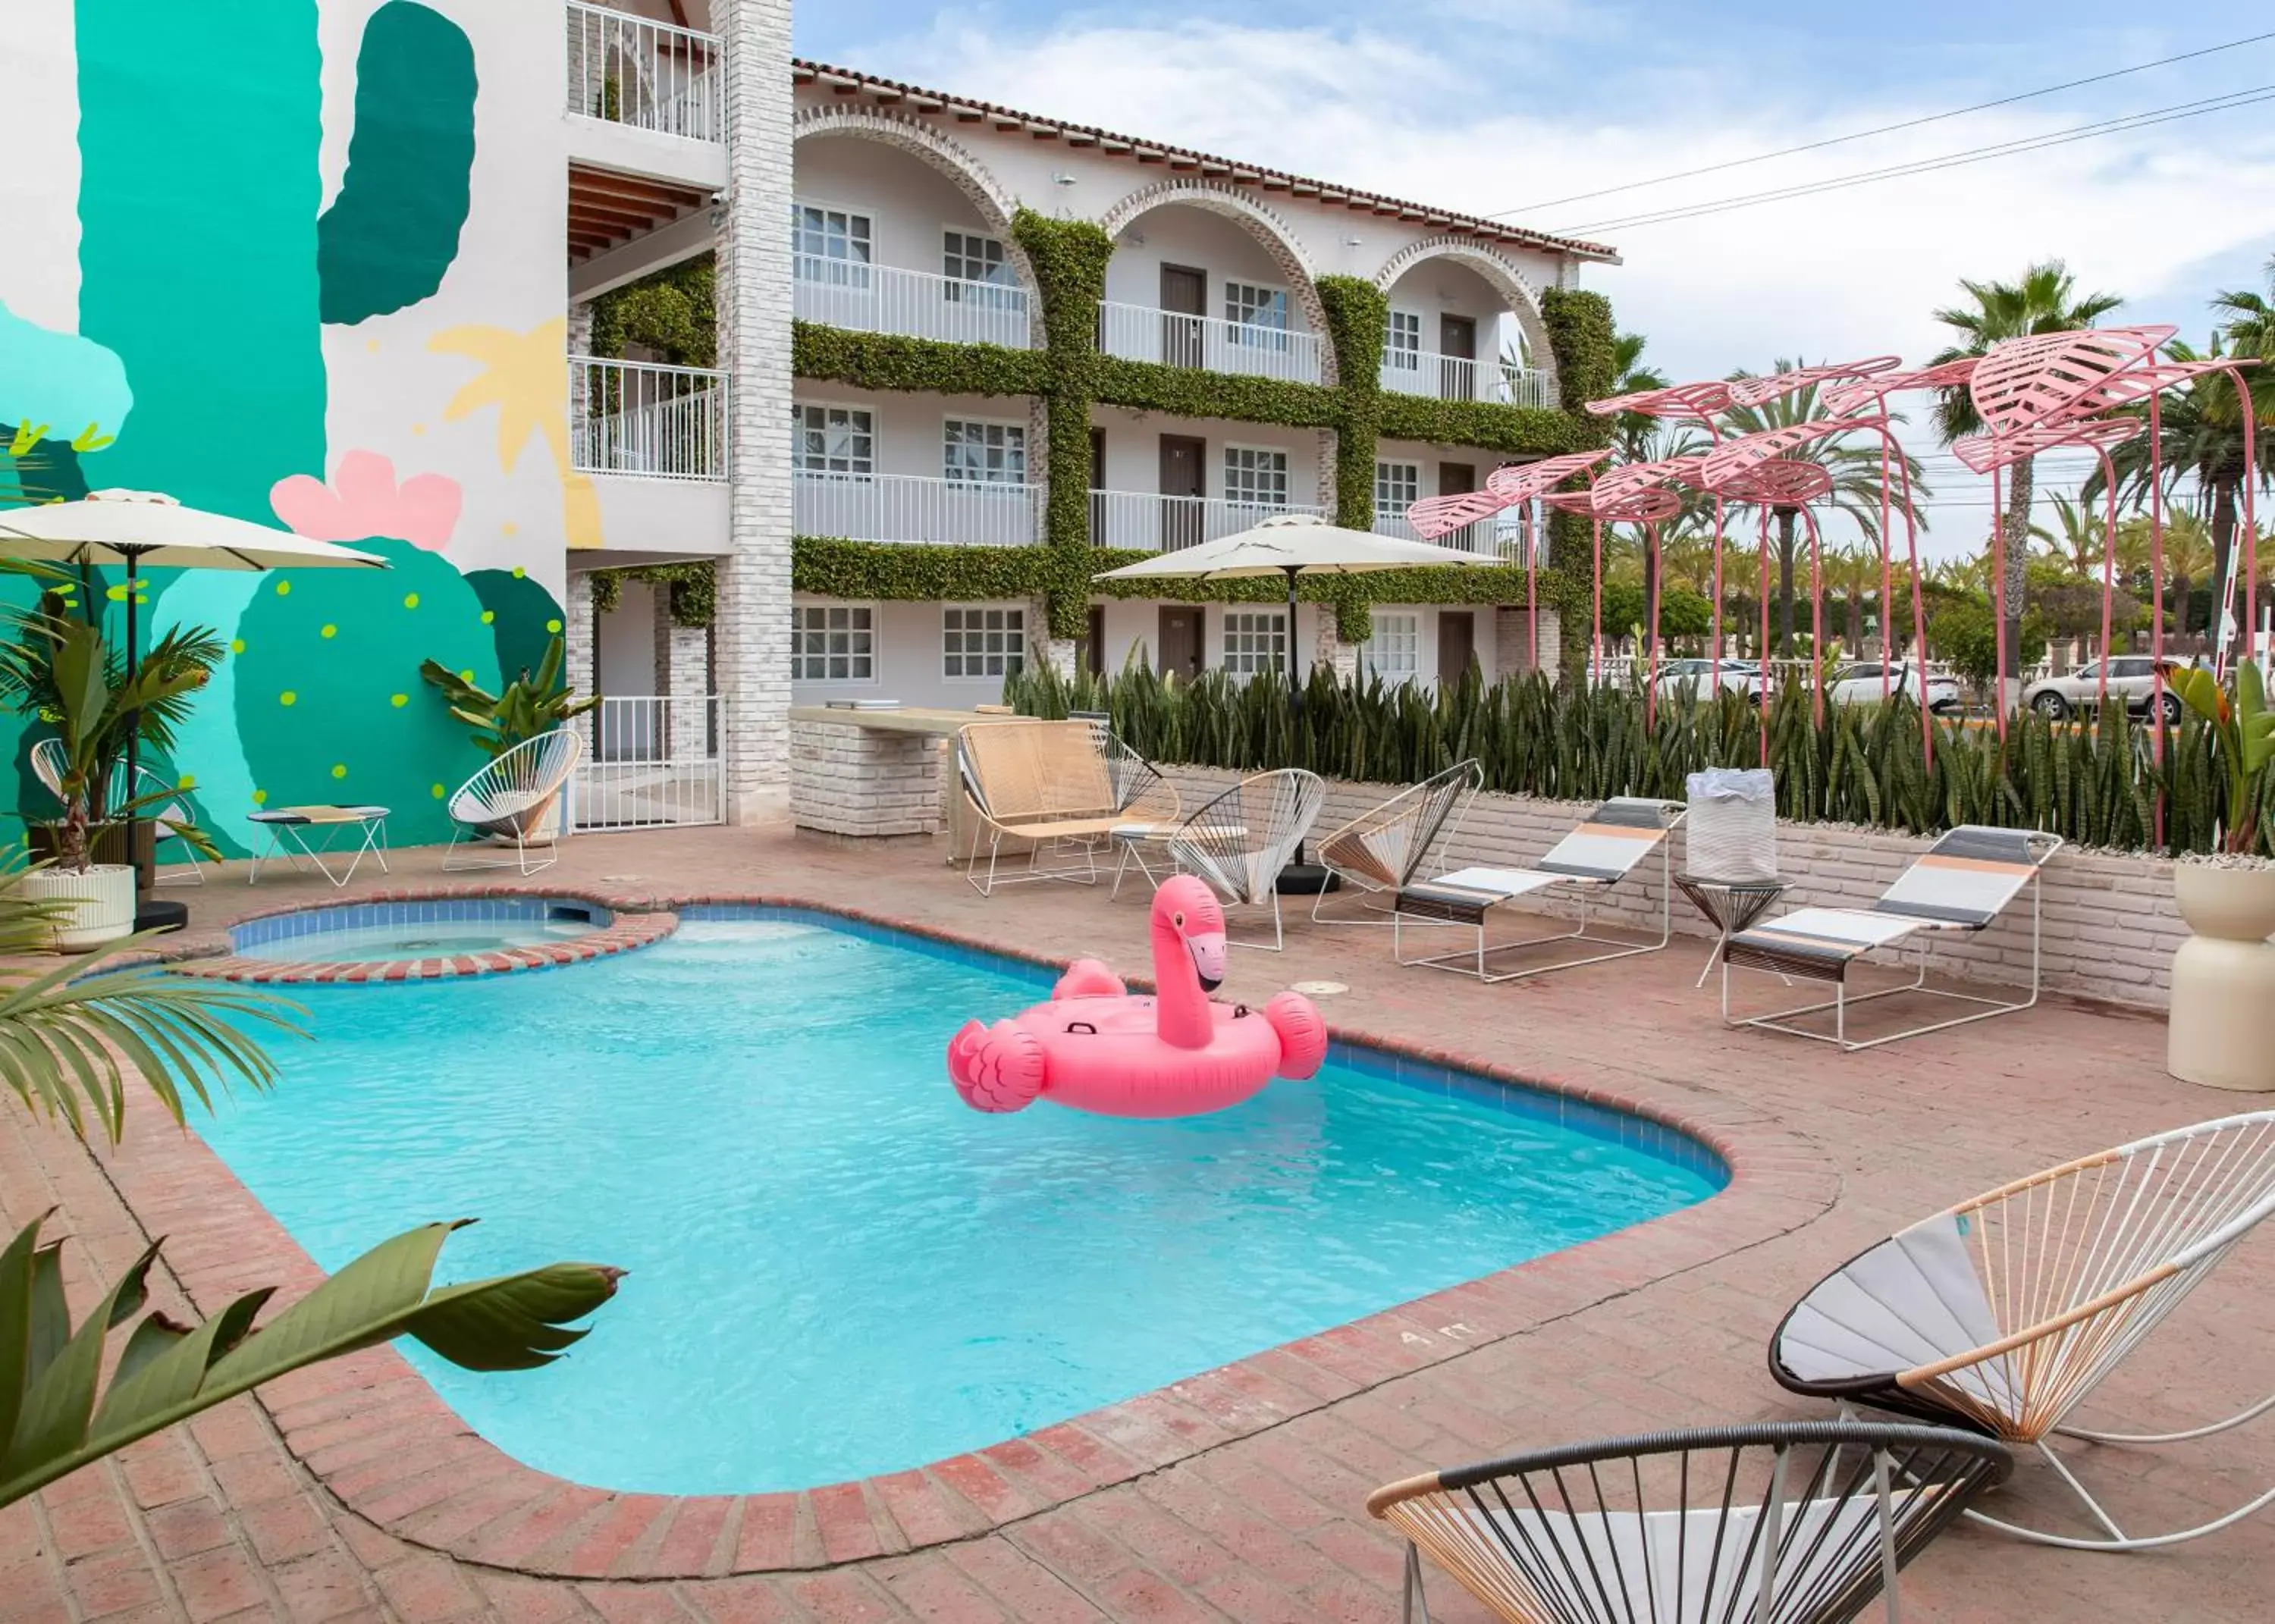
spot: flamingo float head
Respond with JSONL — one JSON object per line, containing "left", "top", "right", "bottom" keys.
{"left": 1153, "top": 874, "right": 1228, "bottom": 992}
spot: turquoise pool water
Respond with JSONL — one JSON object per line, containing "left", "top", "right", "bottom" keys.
{"left": 191, "top": 912, "right": 1722, "bottom": 1494}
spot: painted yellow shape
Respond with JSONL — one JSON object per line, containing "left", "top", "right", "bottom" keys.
{"left": 431, "top": 782, "right": 446, "bottom": 798}
{"left": 280, "top": 691, "right": 297, "bottom": 707}
{"left": 252, "top": 788, "right": 268, "bottom": 806}
{"left": 391, "top": 694, "right": 408, "bottom": 707}
{"left": 275, "top": 579, "right": 292, "bottom": 596}
{"left": 331, "top": 763, "right": 347, "bottom": 779}
{"left": 480, "top": 610, "right": 496, "bottom": 624}
{"left": 502, "top": 522, "right": 519, "bottom": 537}
{"left": 403, "top": 592, "right": 421, "bottom": 609}
{"left": 229, "top": 638, "right": 246, "bottom": 655}
{"left": 563, "top": 469, "right": 604, "bottom": 550}
{"left": 545, "top": 618, "right": 563, "bottom": 634}
{"left": 320, "top": 623, "right": 337, "bottom": 638}
{"left": 429, "top": 317, "right": 570, "bottom": 477}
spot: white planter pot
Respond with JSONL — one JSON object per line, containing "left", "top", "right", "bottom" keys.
{"left": 18, "top": 864, "right": 139, "bottom": 952}
{"left": 2168, "top": 863, "right": 2275, "bottom": 1092}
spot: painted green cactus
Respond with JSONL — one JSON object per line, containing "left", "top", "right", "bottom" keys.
{"left": 467, "top": 567, "right": 570, "bottom": 688}
{"left": 229, "top": 541, "right": 500, "bottom": 844}
{"left": 318, "top": 2, "right": 479, "bottom": 325}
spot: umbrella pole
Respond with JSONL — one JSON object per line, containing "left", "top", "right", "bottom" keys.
{"left": 124, "top": 550, "right": 140, "bottom": 873}
{"left": 1277, "top": 563, "right": 1333, "bottom": 895}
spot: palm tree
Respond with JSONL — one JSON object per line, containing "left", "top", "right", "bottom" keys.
{"left": 2116, "top": 510, "right": 2217, "bottom": 644}
{"left": 2035, "top": 493, "right": 2104, "bottom": 583}
{"left": 1929, "top": 261, "right": 2123, "bottom": 682}
{"left": 1605, "top": 330, "right": 1669, "bottom": 462}
{"left": 1718, "top": 361, "right": 1928, "bottom": 654}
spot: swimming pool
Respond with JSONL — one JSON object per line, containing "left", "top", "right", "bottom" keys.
{"left": 191, "top": 909, "right": 1723, "bottom": 1494}
{"left": 230, "top": 896, "right": 608, "bottom": 963}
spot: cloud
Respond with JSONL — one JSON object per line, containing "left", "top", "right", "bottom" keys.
{"left": 829, "top": 16, "right": 2275, "bottom": 550}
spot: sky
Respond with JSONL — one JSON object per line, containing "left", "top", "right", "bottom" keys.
{"left": 793, "top": 2, "right": 2275, "bottom": 555}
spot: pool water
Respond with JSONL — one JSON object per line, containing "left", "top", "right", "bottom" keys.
{"left": 192, "top": 914, "right": 1721, "bottom": 1494}
{"left": 241, "top": 917, "right": 603, "bottom": 963}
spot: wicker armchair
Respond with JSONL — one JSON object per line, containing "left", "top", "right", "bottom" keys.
{"left": 956, "top": 721, "right": 1178, "bottom": 895}
{"left": 1311, "top": 759, "right": 1482, "bottom": 925}
{"left": 1774, "top": 1110, "right": 2275, "bottom": 1549}
{"left": 1370, "top": 1421, "right": 2010, "bottom": 1623}
{"left": 442, "top": 727, "right": 583, "bottom": 876}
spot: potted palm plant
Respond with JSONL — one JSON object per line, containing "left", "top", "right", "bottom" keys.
{"left": 0, "top": 603, "right": 223, "bottom": 948}
{"left": 420, "top": 635, "right": 599, "bottom": 842}
{"left": 2168, "top": 661, "right": 2275, "bottom": 1089}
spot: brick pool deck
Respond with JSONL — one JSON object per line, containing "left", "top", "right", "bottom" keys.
{"left": 2, "top": 823, "right": 2270, "bottom": 1622}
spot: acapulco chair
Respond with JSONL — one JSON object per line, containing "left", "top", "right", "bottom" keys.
{"left": 1310, "top": 759, "right": 1482, "bottom": 925}
{"left": 30, "top": 736, "right": 209, "bottom": 885}
{"left": 442, "top": 727, "right": 584, "bottom": 876}
{"left": 1368, "top": 1420, "right": 2010, "bottom": 1623}
{"left": 1774, "top": 1111, "right": 2275, "bottom": 1550}
{"left": 1164, "top": 768, "right": 1326, "bottom": 950}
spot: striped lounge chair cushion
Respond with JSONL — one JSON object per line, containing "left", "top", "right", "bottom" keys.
{"left": 1875, "top": 826, "right": 2045, "bottom": 927}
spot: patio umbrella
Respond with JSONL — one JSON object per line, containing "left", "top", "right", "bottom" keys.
{"left": 0, "top": 491, "right": 388, "bottom": 925}
{"left": 1094, "top": 513, "right": 1506, "bottom": 888}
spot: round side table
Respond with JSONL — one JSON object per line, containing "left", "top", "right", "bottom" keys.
{"left": 1676, "top": 874, "right": 1790, "bottom": 989}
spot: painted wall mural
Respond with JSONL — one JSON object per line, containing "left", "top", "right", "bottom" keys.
{"left": 0, "top": 0, "right": 579, "bottom": 856}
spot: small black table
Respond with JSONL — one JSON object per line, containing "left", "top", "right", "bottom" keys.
{"left": 1675, "top": 873, "right": 1790, "bottom": 989}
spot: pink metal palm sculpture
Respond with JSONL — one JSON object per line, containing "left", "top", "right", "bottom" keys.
{"left": 1699, "top": 448, "right": 1843, "bottom": 747}
{"left": 1542, "top": 481, "right": 1685, "bottom": 716}
{"left": 1407, "top": 448, "right": 1614, "bottom": 676}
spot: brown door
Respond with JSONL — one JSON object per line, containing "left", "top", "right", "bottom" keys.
{"left": 1087, "top": 426, "right": 1107, "bottom": 545}
{"left": 1439, "top": 314, "right": 1477, "bottom": 400}
{"left": 1085, "top": 604, "right": 1106, "bottom": 676}
{"left": 1159, "top": 434, "right": 1206, "bottom": 552}
{"left": 1158, "top": 607, "right": 1204, "bottom": 679}
{"left": 1438, "top": 610, "right": 1477, "bottom": 688}
{"left": 1160, "top": 264, "right": 1207, "bottom": 368}
{"left": 1439, "top": 462, "right": 1477, "bottom": 550}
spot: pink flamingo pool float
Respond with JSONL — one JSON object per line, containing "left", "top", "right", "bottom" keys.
{"left": 947, "top": 875, "right": 1328, "bottom": 1117}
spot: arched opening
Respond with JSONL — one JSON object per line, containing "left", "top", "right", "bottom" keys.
{"left": 1374, "top": 240, "right": 1555, "bottom": 407}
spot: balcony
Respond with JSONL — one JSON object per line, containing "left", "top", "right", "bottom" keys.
{"left": 1096, "top": 301, "right": 1325, "bottom": 385}
{"left": 1373, "top": 508, "right": 1534, "bottom": 559}
{"left": 1379, "top": 350, "right": 1555, "bottom": 409}
{"left": 794, "top": 472, "right": 1042, "bottom": 547}
{"left": 565, "top": 2, "right": 723, "bottom": 143}
{"left": 793, "top": 257, "right": 1034, "bottom": 350}
{"left": 570, "top": 357, "right": 729, "bottom": 480}
{"left": 1088, "top": 490, "right": 1329, "bottom": 552}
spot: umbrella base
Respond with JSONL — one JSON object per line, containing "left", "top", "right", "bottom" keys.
{"left": 1275, "top": 863, "right": 1340, "bottom": 896}
{"left": 134, "top": 898, "right": 188, "bottom": 934}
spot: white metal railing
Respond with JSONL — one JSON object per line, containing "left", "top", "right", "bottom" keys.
{"left": 1371, "top": 509, "right": 1533, "bottom": 557}
{"left": 794, "top": 471, "right": 1041, "bottom": 546}
{"left": 1379, "top": 351, "right": 1555, "bottom": 408}
{"left": 570, "top": 356, "right": 728, "bottom": 480}
{"left": 564, "top": 2, "right": 723, "bottom": 143}
{"left": 1096, "top": 300, "right": 1325, "bottom": 384}
{"left": 1087, "top": 489, "right": 1327, "bottom": 552}
{"left": 793, "top": 256, "right": 1032, "bottom": 349}
{"left": 570, "top": 695, "right": 724, "bottom": 830}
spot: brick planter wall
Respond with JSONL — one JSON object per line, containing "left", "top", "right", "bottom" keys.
{"left": 1165, "top": 767, "right": 2185, "bottom": 1010}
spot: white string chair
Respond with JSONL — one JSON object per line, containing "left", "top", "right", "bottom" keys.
{"left": 1164, "top": 768, "right": 1326, "bottom": 950}
{"left": 1368, "top": 1421, "right": 2010, "bottom": 1624}
{"left": 29, "top": 737, "right": 207, "bottom": 886}
{"left": 1773, "top": 1111, "right": 2275, "bottom": 1550}
{"left": 1310, "top": 759, "right": 1483, "bottom": 925}
{"left": 442, "top": 727, "right": 584, "bottom": 876}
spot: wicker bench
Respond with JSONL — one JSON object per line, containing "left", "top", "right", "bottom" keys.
{"left": 955, "top": 720, "right": 1177, "bottom": 895}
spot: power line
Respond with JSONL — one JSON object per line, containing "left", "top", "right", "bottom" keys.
{"left": 1493, "top": 30, "right": 2275, "bottom": 217}
{"left": 1552, "top": 83, "right": 2275, "bottom": 234}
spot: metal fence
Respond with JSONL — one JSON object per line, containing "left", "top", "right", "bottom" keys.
{"left": 1379, "top": 350, "right": 1555, "bottom": 408}
{"left": 564, "top": 2, "right": 723, "bottom": 142}
{"left": 568, "top": 695, "right": 724, "bottom": 830}
{"left": 1096, "top": 299, "right": 1326, "bottom": 384}
{"left": 794, "top": 471, "right": 1041, "bottom": 546}
{"left": 1087, "top": 490, "right": 1328, "bottom": 551}
{"left": 570, "top": 356, "right": 729, "bottom": 480}
{"left": 792, "top": 256, "right": 1033, "bottom": 349}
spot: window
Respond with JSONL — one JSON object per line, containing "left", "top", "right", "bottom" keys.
{"left": 1385, "top": 311, "right": 1423, "bottom": 372}
{"left": 791, "top": 204, "right": 871, "bottom": 285}
{"left": 1225, "top": 281, "right": 1290, "bottom": 350}
{"left": 1222, "top": 611, "right": 1287, "bottom": 676}
{"left": 942, "top": 230, "right": 1013, "bottom": 286}
{"left": 1375, "top": 460, "right": 1420, "bottom": 519}
{"left": 1223, "top": 447, "right": 1289, "bottom": 509}
{"left": 943, "top": 606, "right": 1026, "bottom": 679}
{"left": 2111, "top": 657, "right": 2154, "bottom": 679}
{"left": 1366, "top": 612, "right": 1420, "bottom": 684}
{"left": 792, "top": 406, "right": 873, "bottom": 475}
{"left": 791, "top": 604, "right": 874, "bottom": 682}
{"left": 943, "top": 419, "right": 1026, "bottom": 484}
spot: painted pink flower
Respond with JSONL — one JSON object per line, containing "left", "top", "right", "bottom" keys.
{"left": 271, "top": 450, "right": 461, "bottom": 551}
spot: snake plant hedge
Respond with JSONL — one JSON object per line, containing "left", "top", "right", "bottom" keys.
{"left": 1005, "top": 663, "right": 2268, "bottom": 857}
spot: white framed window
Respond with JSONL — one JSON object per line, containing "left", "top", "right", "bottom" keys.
{"left": 1385, "top": 311, "right": 1423, "bottom": 372}
{"left": 1375, "top": 461, "right": 1420, "bottom": 516}
{"left": 942, "top": 230, "right": 1013, "bottom": 285}
{"left": 791, "top": 604, "right": 875, "bottom": 682}
{"left": 943, "top": 419, "right": 1027, "bottom": 484}
{"left": 792, "top": 202, "right": 872, "bottom": 286}
{"left": 1365, "top": 612, "right": 1421, "bottom": 684}
{"left": 792, "top": 405, "right": 874, "bottom": 475}
{"left": 1223, "top": 446, "right": 1289, "bottom": 509}
{"left": 943, "top": 605, "right": 1027, "bottom": 680}
{"left": 1225, "top": 281, "right": 1290, "bottom": 352}
{"left": 1222, "top": 610, "right": 1287, "bottom": 677}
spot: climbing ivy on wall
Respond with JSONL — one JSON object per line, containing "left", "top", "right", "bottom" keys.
{"left": 589, "top": 252, "right": 717, "bottom": 368}
{"left": 1009, "top": 208, "right": 1114, "bottom": 633}
{"left": 1536, "top": 287, "right": 1619, "bottom": 685}
{"left": 1315, "top": 275, "right": 1385, "bottom": 529}
{"left": 792, "top": 324, "right": 1048, "bottom": 397}
{"left": 589, "top": 560, "right": 717, "bottom": 628}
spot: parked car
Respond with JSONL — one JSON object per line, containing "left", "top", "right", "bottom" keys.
{"left": 2022, "top": 656, "right": 2194, "bottom": 722}
{"left": 1652, "top": 657, "right": 1767, "bottom": 704}
{"left": 1827, "top": 661, "right": 1963, "bottom": 714}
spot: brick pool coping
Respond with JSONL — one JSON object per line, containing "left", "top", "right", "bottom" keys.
{"left": 118, "top": 882, "right": 1838, "bottom": 1582}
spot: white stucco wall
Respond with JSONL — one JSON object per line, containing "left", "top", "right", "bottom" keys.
{"left": 792, "top": 133, "right": 1011, "bottom": 278}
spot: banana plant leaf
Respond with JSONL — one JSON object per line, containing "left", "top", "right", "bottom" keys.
{"left": 0, "top": 1213, "right": 621, "bottom": 1508}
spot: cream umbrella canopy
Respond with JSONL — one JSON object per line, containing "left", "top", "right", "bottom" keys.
{"left": 0, "top": 491, "right": 388, "bottom": 920}
{"left": 1094, "top": 513, "right": 1507, "bottom": 889}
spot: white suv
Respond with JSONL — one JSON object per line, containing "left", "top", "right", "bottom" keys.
{"left": 1827, "top": 661, "right": 1962, "bottom": 715}
{"left": 1652, "top": 657, "right": 1767, "bottom": 704}
{"left": 2022, "top": 657, "right": 2191, "bottom": 722}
